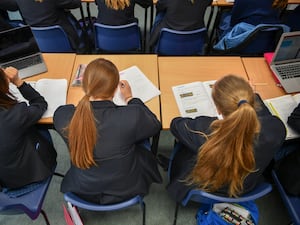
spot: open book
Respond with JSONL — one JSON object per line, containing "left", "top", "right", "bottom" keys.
{"left": 172, "top": 80, "right": 221, "bottom": 119}
{"left": 72, "top": 65, "right": 161, "bottom": 106}
{"left": 9, "top": 79, "right": 68, "bottom": 118}
{"left": 264, "top": 94, "right": 300, "bottom": 140}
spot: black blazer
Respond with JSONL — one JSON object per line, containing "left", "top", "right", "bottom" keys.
{"left": 95, "top": 0, "right": 152, "bottom": 25}
{"left": 288, "top": 102, "right": 300, "bottom": 133}
{"left": 167, "top": 95, "right": 286, "bottom": 202}
{"left": 0, "top": 0, "right": 19, "bottom": 31}
{"left": 149, "top": 0, "right": 212, "bottom": 48}
{"left": 54, "top": 98, "right": 162, "bottom": 204}
{"left": 0, "top": 83, "right": 57, "bottom": 189}
{"left": 15, "top": 0, "right": 81, "bottom": 50}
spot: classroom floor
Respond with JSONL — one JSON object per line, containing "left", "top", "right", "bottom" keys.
{"left": 1, "top": 4, "right": 295, "bottom": 225}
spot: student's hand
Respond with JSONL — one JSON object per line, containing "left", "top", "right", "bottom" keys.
{"left": 119, "top": 80, "right": 133, "bottom": 103}
{"left": 4, "top": 67, "right": 23, "bottom": 87}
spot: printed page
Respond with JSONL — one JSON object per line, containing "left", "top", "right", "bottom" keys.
{"left": 9, "top": 79, "right": 67, "bottom": 118}
{"left": 172, "top": 81, "right": 219, "bottom": 119}
{"left": 113, "top": 66, "right": 161, "bottom": 105}
{"left": 264, "top": 95, "right": 300, "bottom": 139}
{"left": 35, "top": 79, "right": 68, "bottom": 118}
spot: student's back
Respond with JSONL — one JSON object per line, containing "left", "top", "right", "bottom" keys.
{"left": 95, "top": 0, "right": 152, "bottom": 25}
{"left": 15, "top": 0, "right": 81, "bottom": 50}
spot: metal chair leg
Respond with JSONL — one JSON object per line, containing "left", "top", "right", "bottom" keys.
{"left": 173, "top": 202, "right": 179, "bottom": 225}
{"left": 141, "top": 201, "right": 146, "bottom": 225}
{"left": 41, "top": 209, "right": 50, "bottom": 225}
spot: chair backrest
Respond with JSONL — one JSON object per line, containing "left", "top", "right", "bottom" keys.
{"left": 64, "top": 192, "right": 146, "bottom": 225}
{"left": 0, "top": 175, "right": 53, "bottom": 224}
{"left": 93, "top": 22, "right": 142, "bottom": 53}
{"left": 30, "top": 25, "right": 74, "bottom": 53}
{"left": 272, "top": 170, "right": 300, "bottom": 225}
{"left": 155, "top": 27, "right": 207, "bottom": 56}
{"left": 213, "top": 25, "right": 286, "bottom": 56}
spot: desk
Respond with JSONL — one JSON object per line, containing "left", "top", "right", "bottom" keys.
{"left": 241, "top": 57, "right": 286, "bottom": 99}
{"left": 159, "top": 56, "right": 248, "bottom": 129}
{"left": 68, "top": 54, "right": 161, "bottom": 120}
{"left": 24, "top": 53, "right": 76, "bottom": 124}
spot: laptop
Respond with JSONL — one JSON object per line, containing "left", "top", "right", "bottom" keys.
{"left": 0, "top": 25, "right": 47, "bottom": 79}
{"left": 270, "top": 31, "right": 300, "bottom": 93}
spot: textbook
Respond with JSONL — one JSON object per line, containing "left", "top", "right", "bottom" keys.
{"left": 9, "top": 79, "right": 68, "bottom": 118}
{"left": 264, "top": 94, "right": 300, "bottom": 140}
{"left": 72, "top": 65, "right": 161, "bottom": 106}
{"left": 172, "top": 80, "right": 222, "bottom": 119}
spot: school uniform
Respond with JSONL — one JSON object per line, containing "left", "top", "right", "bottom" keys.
{"left": 167, "top": 95, "right": 286, "bottom": 202}
{"left": 95, "top": 0, "right": 152, "bottom": 25}
{"left": 288, "top": 102, "right": 300, "bottom": 132}
{"left": 0, "top": 82, "right": 57, "bottom": 189}
{"left": 15, "top": 0, "right": 81, "bottom": 50}
{"left": 53, "top": 98, "right": 162, "bottom": 204}
{"left": 230, "top": 0, "right": 282, "bottom": 27}
{"left": 149, "top": 0, "right": 212, "bottom": 48}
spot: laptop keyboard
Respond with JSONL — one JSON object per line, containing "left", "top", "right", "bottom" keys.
{"left": 2, "top": 55, "right": 42, "bottom": 70}
{"left": 277, "top": 63, "right": 300, "bottom": 79}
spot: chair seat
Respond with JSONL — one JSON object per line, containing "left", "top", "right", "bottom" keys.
{"left": 272, "top": 170, "right": 300, "bottom": 225}
{"left": 0, "top": 175, "right": 52, "bottom": 220}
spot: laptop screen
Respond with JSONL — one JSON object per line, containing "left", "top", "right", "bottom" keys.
{"left": 273, "top": 32, "right": 300, "bottom": 64}
{"left": 0, "top": 26, "right": 40, "bottom": 64}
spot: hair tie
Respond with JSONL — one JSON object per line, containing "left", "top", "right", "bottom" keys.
{"left": 238, "top": 99, "right": 248, "bottom": 107}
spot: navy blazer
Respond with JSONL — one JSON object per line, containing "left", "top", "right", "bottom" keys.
{"left": 54, "top": 98, "right": 162, "bottom": 204}
{"left": 288, "top": 102, "right": 300, "bottom": 133}
{"left": 0, "top": 83, "right": 57, "bottom": 189}
{"left": 95, "top": 0, "right": 152, "bottom": 25}
{"left": 230, "top": 0, "right": 282, "bottom": 27}
{"left": 167, "top": 95, "right": 286, "bottom": 202}
{"left": 149, "top": 0, "right": 212, "bottom": 48}
{"left": 15, "top": 0, "right": 81, "bottom": 50}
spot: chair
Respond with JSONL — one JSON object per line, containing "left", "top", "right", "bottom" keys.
{"left": 154, "top": 27, "right": 207, "bottom": 56}
{"left": 0, "top": 175, "right": 53, "bottom": 225}
{"left": 272, "top": 169, "right": 300, "bottom": 225}
{"left": 211, "top": 24, "right": 286, "bottom": 56}
{"left": 64, "top": 192, "right": 146, "bottom": 225}
{"left": 168, "top": 142, "right": 273, "bottom": 225}
{"left": 93, "top": 22, "right": 142, "bottom": 53}
{"left": 30, "top": 25, "right": 74, "bottom": 53}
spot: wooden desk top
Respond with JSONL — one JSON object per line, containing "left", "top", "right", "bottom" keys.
{"left": 241, "top": 57, "right": 286, "bottom": 100}
{"left": 24, "top": 53, "right": 76, "bottom": 124}
{"left": 159, "top": 56, "right": 248, "bottom": 129}
{"left": 213, "top": 0, "right": 300, "bottom": 7}
{"left": 68, "top": 54, "right": 161, "bottom": 121}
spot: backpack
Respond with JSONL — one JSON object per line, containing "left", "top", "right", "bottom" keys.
{"left": 276, "top": 149, "right": 300, "bottom": 196}
{"left": 196, "top": 201, "right": 259, "bottom": 225}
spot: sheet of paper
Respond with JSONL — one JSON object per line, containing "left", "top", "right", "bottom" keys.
{"left": 172, "top": 81, "right": 219, "bottom": 118}
{"left": 113, "top": 66, "right": 161, "bottom": 105}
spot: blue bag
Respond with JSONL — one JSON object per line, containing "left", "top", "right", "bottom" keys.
{"left": 196, "top": 201, "right": 259, "bottom": 225}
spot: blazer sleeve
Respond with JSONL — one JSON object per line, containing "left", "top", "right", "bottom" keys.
{"left": 56, "top": 0, "right": 81, "bottom": 9}
{"left": 128, "top": 98, "right": 162, "bottom": 141}
{"left": 136, "top": 0, "right": 153, "bottom": 8}
{"left": 288, "top": 103, "right": 300, "bottom": 133}
{"left": 170, "top": 116, "right": 216, "bottom": 153}
{"left": 16, "top": 82, "right": 47, "bottom": 126}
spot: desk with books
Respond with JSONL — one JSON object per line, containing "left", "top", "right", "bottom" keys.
{"left": 24, "top": 53, "right": 76, "bottom": 124}
{"left": 158, "top": 56, "right": 248, "bottom": 129}
{"left": 68, "top": 54, "right": 161, "bottom": 121}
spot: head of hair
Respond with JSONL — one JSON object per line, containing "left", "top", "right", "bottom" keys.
{"left": 105, "top": 0, "right": 130, "bottom": 10}
{"left": 272, "top": 0, "right": 288, "bottom": 9}
{"left": 0, "top": 68, "right": 17, "bottom": 109}
{"left": 187, "top": 75, "right": 261, "bottom": 197}
{"left": 68, "top": 58, "right": 119, "bottom": 169}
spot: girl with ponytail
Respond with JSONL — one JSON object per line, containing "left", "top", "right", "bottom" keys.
{"left": 54, "top": 58, "right": 162, "bottom": 204}
{"left": 167, "top": 75, "right": 286, "bottom": 202}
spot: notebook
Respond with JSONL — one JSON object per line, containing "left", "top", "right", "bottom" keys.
{"left": 0, "top": 25, "right": 47, "bottom": 79}
{"left": 270, "top": 31, "right": 300, "bottom": 93}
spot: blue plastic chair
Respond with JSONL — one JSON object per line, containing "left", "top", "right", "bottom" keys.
{"left": 154, "top": 27, "right": 207, "bottom": 56}
{"left": 272, "top": 169, "right": 300, "bottom": 225}
{"left": 0, "top": 175, "right": 53, "bottom": 225}
{"left": 30, "top": 25, "right": 74, "bottom": 53}
{"left": 64, "top": 192, "right": 146, "bottom": 225}
{"left": 93, "top": 22, "right": 142, "bottom": 53}
{"left": 168, "top": 142, "right": 273, "bottom": 225}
